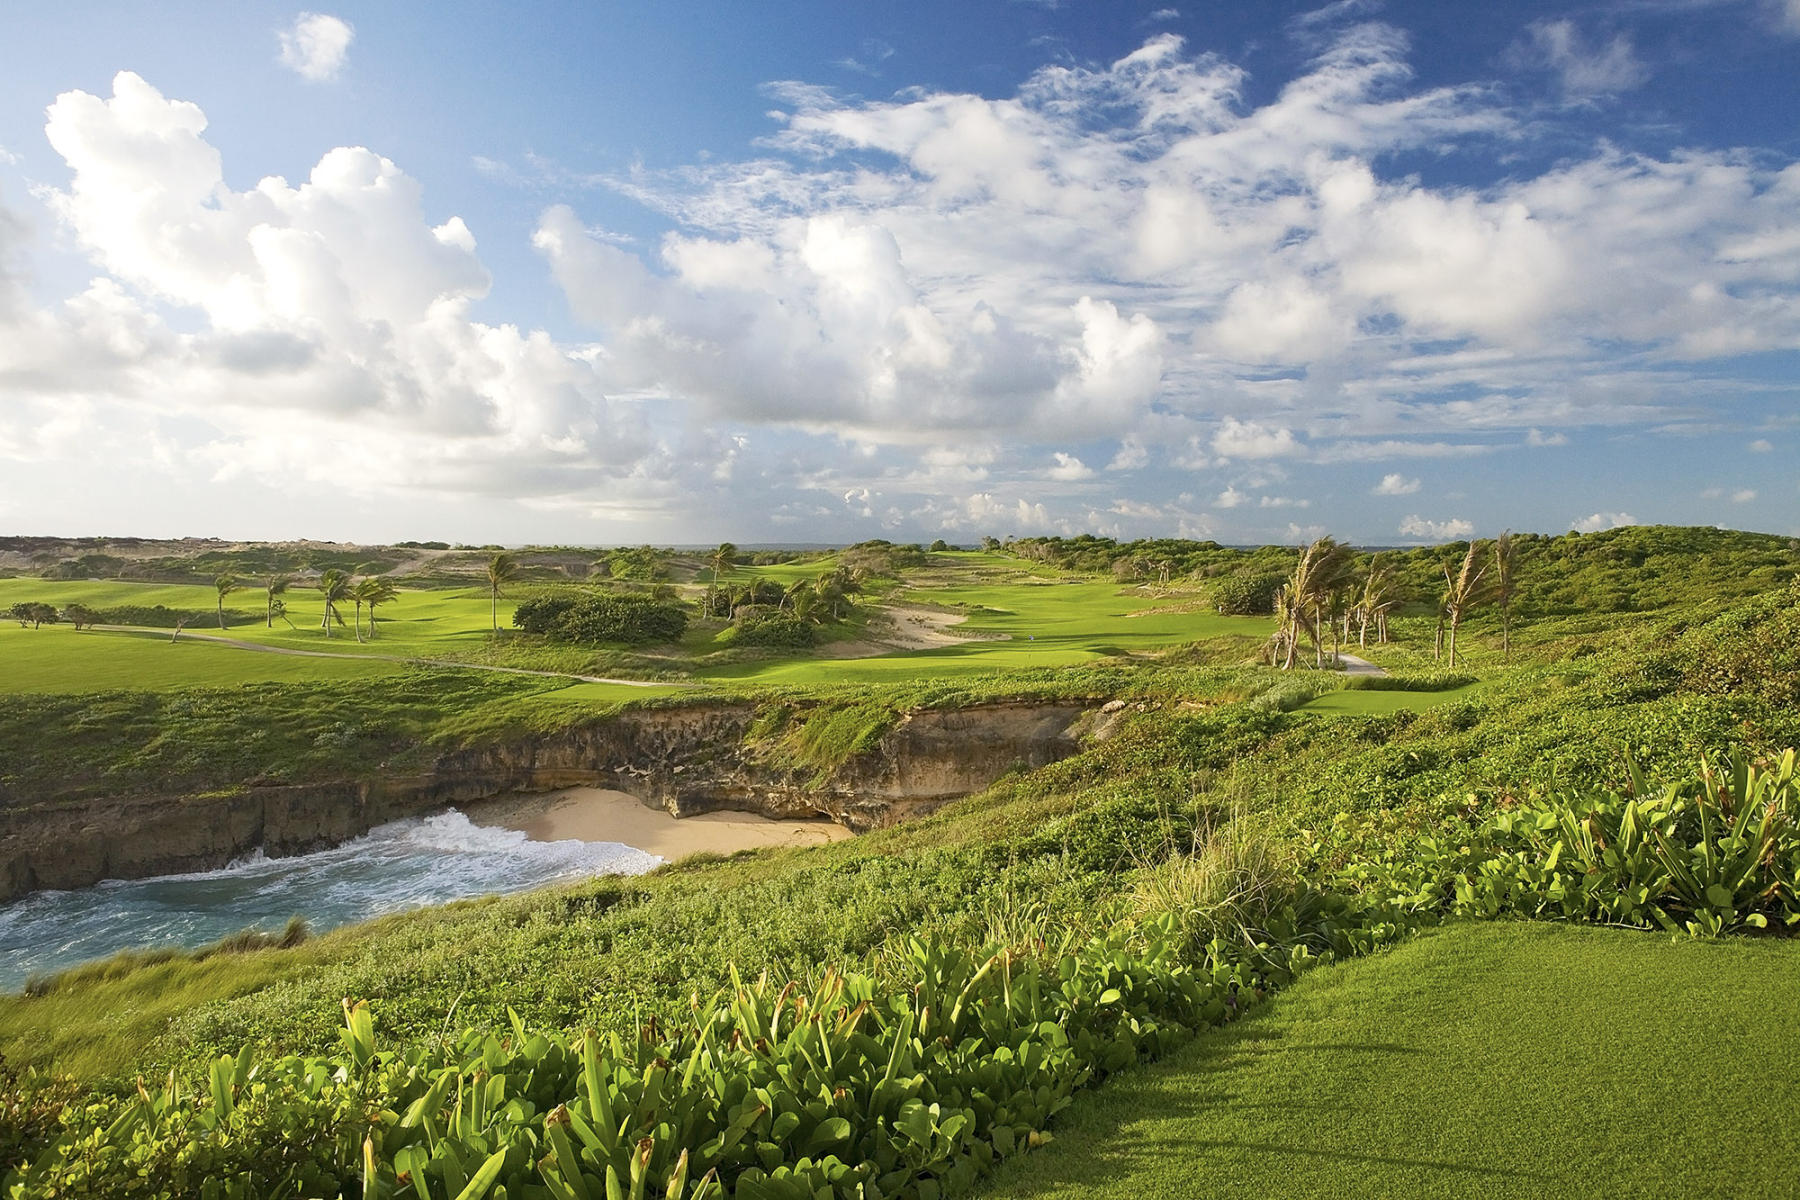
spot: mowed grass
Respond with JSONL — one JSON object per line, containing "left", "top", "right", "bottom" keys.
{"left": 0, "top": 624, "right": 405, "bottom": 694}
{"left": 1296, "top": 683, "right": 1482, "bottom": 715}
{"left": 0, "top": 577, "right": 503, "bottom": 658}
{"left": 700, "top": 578, "right": 1272, "bottom": 685}
{"left": 0, "top": 565, "right": 1263, "bottom": 692}
{"left": 981, "top": 921, "right": 1800, "bottom": 1200}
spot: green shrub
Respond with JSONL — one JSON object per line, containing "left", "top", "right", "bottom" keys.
{"left": 512, "top": 592, "right": 689, "bottom": 645}
{"left": 8, "top": 912, "right": 1387, "bottom": 1198}
{"left": 1210, "top": 573, "right": 1282, "bottom": 616}
{"left": 727, "top": 614, "right": 816, "bottom": 649}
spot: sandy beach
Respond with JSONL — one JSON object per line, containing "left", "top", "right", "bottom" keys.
{"left": 464, "top": 788, "right": 852, "bottom": 859}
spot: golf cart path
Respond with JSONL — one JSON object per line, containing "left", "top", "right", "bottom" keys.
{"left": 1336, "top": 653, "right": 1388, "bottom": 677}
{"left": 95, "top": 625, "right": 684, "bottom": 688}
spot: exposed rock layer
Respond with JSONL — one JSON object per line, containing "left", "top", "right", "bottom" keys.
{"left": 0, "top": 700, "right": 1098, "bottom": 901}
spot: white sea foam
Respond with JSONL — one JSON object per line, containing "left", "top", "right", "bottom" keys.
{"left": 0, "top": 811, "right": 660, "bottom": 991}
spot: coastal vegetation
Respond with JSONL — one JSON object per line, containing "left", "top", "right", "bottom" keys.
{"left": 0, "top": 525, "right": 1797, "bottom": 1196}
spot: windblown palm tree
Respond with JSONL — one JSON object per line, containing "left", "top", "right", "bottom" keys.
{"left": 317, "top": 568, "right": 353, "bottom": 638}
{"left": 214, "top": 574, "right": 242, "bottom": 630}
{"left": 354, "top": 576, "right": 399, "bottom": 641}
{"left": 709, "top": 542, "right": 737, "bottom": 585}
{"left": 1278, "top": 536, "right": 1355, "bottom": 669}
{"left": 1355, "top": 555, "right": 1404, "bottom": 647}
{"left": 485, "top": 552, "right": 519, "bottom": 633}
{"left": 1492, "top": 530, "right": 1518, "bottom": 661}
{"left": 265, "top": 573, "right": 293, "bottom": 629}
{"left": 1440, "top": 540, "right": 1492, "bottom": 668}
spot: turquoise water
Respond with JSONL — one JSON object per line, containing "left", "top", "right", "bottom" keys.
{"left": 0, "top": 810, "right": 658, "bottom": 991}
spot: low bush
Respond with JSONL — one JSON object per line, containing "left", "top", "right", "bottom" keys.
{"left": 1210, "top": 573, "right": 1282, "bottom": 617}
{"left": 513, "top": 592, "right": 689, "bottom": 645}
{"left": 3, "top": 909, "right": 1403, "bottom": 1198}
{"left": 1325, "top": 749, "right": 1800, "bottom": 936}
{"left": 725, "top": 614, "right": 816, "bottom": 649}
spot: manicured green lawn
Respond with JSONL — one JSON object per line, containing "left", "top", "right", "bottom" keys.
{"left": 699, "top": 580, "right": 1271, "bottom": 685}
{"left": 981, "top": 921, "right": 1800, "bottom": 1200}
{"left": 2, "top": 567, "right": 1264, "bottom": 692}
{"left": 0, "top": 624, "right": 405, "bottom": 693}
{"left": 1296, "top": 683, "right": 1482, "bottom": 715}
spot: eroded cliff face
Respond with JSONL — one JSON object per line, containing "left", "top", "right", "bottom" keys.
{"left": 0, "top": 699, "right": 1105, "bottom": 901}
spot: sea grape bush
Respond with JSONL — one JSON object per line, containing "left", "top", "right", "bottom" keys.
{"left": 1328, "top": 750, "right": 1800, "bottom": 936}
{"left": 8, "top": 914, "right": 1381, "bottom": 1199}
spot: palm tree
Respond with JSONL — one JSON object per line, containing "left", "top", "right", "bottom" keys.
{"left": 317, "top": 568, "right": 353, "bottom": 638}
{"left": 363, "top": 577, "right": 399, "bottom": 639}
{"left": 265, "top": 573, "right": 292, "bottom": 628}
{"left": 1492, "top": 530, "right": 1518, "bottom": 661}
{"left": 709, "top": 542, "right": 737, "bottom": 585}
{"left": 354, "top": 576, "right": 399, "bottom": 641}
{"left": 214, "top": 574, "right": 242, "bottom": 630}
{"left": 1440, "top": 540, "right": 1492, "bottom": 668}
{"left": 485, "top": 552, "right": 519, "bottom": 633}
{"left": 1355, "top": 555, "right": 1404, "bottom": 647}
{"left": 1279, "top": 536, "right": 1354, "bottom": 669}
{"left": 781, "top": 577, "right": 812, "bottom": 614}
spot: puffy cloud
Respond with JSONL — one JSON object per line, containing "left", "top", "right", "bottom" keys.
{"left": 1107, "top": 437, "right": 1148, "bottom": 470}
{"left": 1526, "top": 428, "right": 1568, "bottom": 447}
{"left": 1046, "top": 452, "right": 1093, "bottom": 480}
{"left": 537, "top": 207, "right": 1162, "bottom": 441}
{"left": 1571, "top": 511, "right": 1636, "bottom": 533}
{"left": 560, "top": 23, "right": 1800, "bottom": 467}
{"left": 13, "top": 72, "right": 659, "bottom": 509}
{"left": 1750, "top": 439, "right": 1774, "bottom": 452}
{"left": 1212, "top": 417, "right": 1302, "bottom": 460}
{"left": 278, "top": 13, "right": 354, "bottom": 82}
{"left": 1399, "top": 514, "right": 1475, "bottom": 539}
{"left": 1216, "top": 485, "right": 1246, "bottom": 508}
{"left": 1372, "top": 473, "right": 1420, "bottom": 495}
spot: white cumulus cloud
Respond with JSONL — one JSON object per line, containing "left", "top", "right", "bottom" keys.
{"left": 278, "top": 13, "right": 354, "bottom": 82}
{"left": 1399, "top": 514, "right": 1475, "bottom": 540}
{"left": 1571, "top": 511, "right": 1637, "bottom": 533}
{"left": 1373, "top": 473, "right": 1420, "bottom": 495}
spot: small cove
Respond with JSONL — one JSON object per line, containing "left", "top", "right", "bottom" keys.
{"left": 0, "top": 792, "right": 846, "bottom": 991}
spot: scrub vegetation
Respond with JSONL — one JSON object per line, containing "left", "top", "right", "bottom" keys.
{"left": 1, "top": 525, "right": 1798, "bottom": 1197}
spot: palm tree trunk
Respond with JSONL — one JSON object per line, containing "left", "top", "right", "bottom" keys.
{"left": 217, "top": 599, "right": 225, "bottom": 630}
{"left": 491, "top": 589, "right": 498, "bottom": 633}
{"left": 354, "top": 600, "right": 364, "bottom": 643}
{"left": 1448, "top": 612, "right": 1460, "bottom": 667}
{"left": 324, "top": 600, "right": 332, "bottom": 638}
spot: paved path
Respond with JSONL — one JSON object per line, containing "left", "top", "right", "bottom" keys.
{"left": 1336, "top": 653, "right": 1388, "bottom": 677}
{"left": 95, "top": 625, "right": 685, "bottom": 688}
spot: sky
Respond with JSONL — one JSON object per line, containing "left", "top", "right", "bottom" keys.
{"left": 0, "top": 1, "right": 1796, "bottom": 547}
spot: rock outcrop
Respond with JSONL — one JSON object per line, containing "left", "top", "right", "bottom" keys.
{"left": 0, "top": 699, "right": 1102, "bottom": 901}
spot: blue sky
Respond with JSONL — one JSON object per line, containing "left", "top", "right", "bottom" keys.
{"left": 0, "top": 1, "right": 1795, "bottom": 546}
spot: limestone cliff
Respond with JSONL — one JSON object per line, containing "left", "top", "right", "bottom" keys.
{"left": 0, "top": 699, "right": 1105, "bottom": 901}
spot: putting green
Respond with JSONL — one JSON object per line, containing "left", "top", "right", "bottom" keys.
{"left": 1296, "top": 684, "right": 1482, "bottom": 715}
